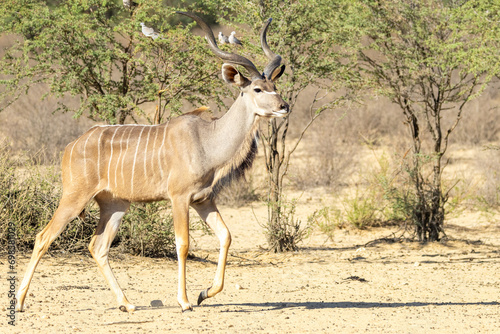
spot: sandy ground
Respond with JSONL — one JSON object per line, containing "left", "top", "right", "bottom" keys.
{"left": 2, "top": 202, "right": 499, "bottom": 333}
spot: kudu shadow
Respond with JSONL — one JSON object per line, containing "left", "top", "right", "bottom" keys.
{"left": 98, "top": 300, "right": 499, "bottom": 314}
{"left": 202, "top": 300, "right": 500, "bottom": 313}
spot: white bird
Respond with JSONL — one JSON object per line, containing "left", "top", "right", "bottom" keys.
{"left": 140, "top": 22, "right": 160, "bottom": 40}
{"left": 218, "top": 31, "right": 229, "bottom": 45}
{"left": 123, "top": 0, "right": 138, "bottom": 9}
{"left": 228, "top": 31, "right": 242, "bottom": 46}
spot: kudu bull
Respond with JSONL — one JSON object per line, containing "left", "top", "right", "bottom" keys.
{"left": 16, "top": 12, "right": 288, "bottom": 312}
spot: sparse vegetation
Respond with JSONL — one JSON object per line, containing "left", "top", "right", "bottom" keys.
{"left": 263, "top": 198, "right": 309, "bottom": 252}
{"left": 216, "top": 177, "right": 260, "bottom": 208}
{"left": 308, "top": 207, "right": 339, "bottom": 241}
{"left": 1, "top": 0, "right": 500, "bottom": 255}
{"left": 0, "top": 143, "right": 96, "bottom": 253}
{"left": 332, "top": 0, "right": 500, "bottom": 241}
{"left": 119, "top": 201, "right": 176, "bottom": 258}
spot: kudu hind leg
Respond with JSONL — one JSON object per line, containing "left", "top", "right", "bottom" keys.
{"left": 89, "top": 196, "right": 133, "bottom": 312}
{"left": 192, "top": 200, "right": 232, "bottom": 305}
{"left": 16, "top": 195, "right": 89, "bottom": 312}
{"left": 172, "top": 198, "right": 192, "bottom": 312}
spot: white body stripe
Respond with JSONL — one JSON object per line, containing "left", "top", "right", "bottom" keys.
{"left": 83, "top": 127, "right": 100, "bottom": 182}
{"left": 107, "top": 127, "right": 119, "bottom": 190}
{"left": 158, "top": 123, "right": 168, "bottom": 180}
{"left": 122, "top": 127, "right": 134, "bottom": 188}
{"left": 144, "top": 127, "right": 152, "bottom": 178}
{"left": 152, "top": 126, "right": 159, "bottom": 177}
{"left": 131, "top": 126, "right": 146, "bottom": 194}
{"left": 114, "top": 127, "right": 126, "bottom": 189}
{"left": 96, "top": 129, "right": 105, "bottom": 185}
{"left": 68, "top": 139, "right": 80, "bottom": 182}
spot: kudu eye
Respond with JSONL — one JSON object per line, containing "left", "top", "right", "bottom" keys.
{"left": 253, "top": 88, "right": 262, "bottom": 93}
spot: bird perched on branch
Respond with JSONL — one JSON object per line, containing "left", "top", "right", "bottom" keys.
{"left": 122, "top": 0, "right": 138, "bottom": 10}
{"left": 141, "top": 22, "right": 161, "bottom": 40}
{"left": 228, "top": 31, "right": 242, "bottom": 46}
{"left": 218, "top": 32, "right": 229, "bottom": 45}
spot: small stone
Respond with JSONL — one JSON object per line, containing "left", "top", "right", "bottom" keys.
{"left": 150, "top": 300, "right": 164, "bottom": 307}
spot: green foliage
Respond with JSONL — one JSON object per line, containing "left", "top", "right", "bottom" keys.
{"left": 341, "top": 191, "right": 379, "bottom": 229}
{"left": 369, "top": 153, "right": 416, "bottom": 224}
{"left": 312, "top": 190, "right": 381, "bottom": 234}
{"left": 0, "top": 0, "right": 227, "bottom": 124}
{"left": 347, "top": 0, "right": 500, "bottom": 106}
{"left": 308, "top": 207, "right": 339, "bottom": 241}
{"left": 119, "top": 201, "right": 176, "bottom": 258}
{"left": 201, "top": 0, "right": 361, "bottom": 112}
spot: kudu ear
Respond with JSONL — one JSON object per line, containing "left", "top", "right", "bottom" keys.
{"left": 270, "top": 64, "right": 286, "bottom": 82}
{"left": 221, "top": 64, "right": 251, "bottom": 87}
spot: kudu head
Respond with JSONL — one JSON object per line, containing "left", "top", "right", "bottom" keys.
{"left": 177, "top": 12, "right": 289, "bottom": 118}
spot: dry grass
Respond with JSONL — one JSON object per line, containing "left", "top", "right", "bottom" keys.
{"left": 0, "top": 84, "right": 92, "bottom": 164}
{"left": 473, "top": 148, "right": 500, "bottom": 207}
{"left": 216, "top": 178, "right": 260, "bottom": 207}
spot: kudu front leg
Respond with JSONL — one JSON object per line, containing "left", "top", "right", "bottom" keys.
{"left": 172, "top": 198, "right": 192, "bottom": 312}
{"left": 192, "top": 200, "right": 232, "bottom": 305}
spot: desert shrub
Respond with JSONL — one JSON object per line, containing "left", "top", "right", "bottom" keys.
{"left": 264, "top": 198, "right": 310, "bottom": 252}
{"left": 368, "top": 153, "right": 416, "bottom": 224}
{"left": 308, "top": 207, "right": 340, "bottom": 241}
{"left": 0, "top": 143, "right": 98, "bottom": 253}
{"left": 341, "top": 191, "right": 380, "bottom": 229}
{"left": 310, "top": 152, "right": 418, "bottom": 238}
{"left": 118, "top": 201, "right": 176, "bottom": 258}
{"left": 314, "top": 190, "right": 381, "bottom": 234}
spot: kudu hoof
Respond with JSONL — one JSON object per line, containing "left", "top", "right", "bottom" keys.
{"left": 119, "top": 304, "right": 136, "bottom": 313}
{"left": 181, "top": 306, "right": 193, "bottom": 313}
{"left": 197, "top": 287, "right": 211, "bottom": 305}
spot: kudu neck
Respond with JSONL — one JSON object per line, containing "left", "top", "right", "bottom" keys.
{"left": 204, "top": 95, "right": 258, "bottom": 167}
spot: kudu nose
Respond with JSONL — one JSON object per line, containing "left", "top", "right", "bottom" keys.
{"left": 281, "top": 102, "right": 289, "bottom": 112}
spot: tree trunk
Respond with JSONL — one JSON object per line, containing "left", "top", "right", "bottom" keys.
{"left": 264, "top": 117, "right": 304, "bottom": 253}
{"left": 266, "top": 118, "right": 282, "bottom": 251}
{"left": 407, "top": 109, "right": 444, "bottom": 242}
